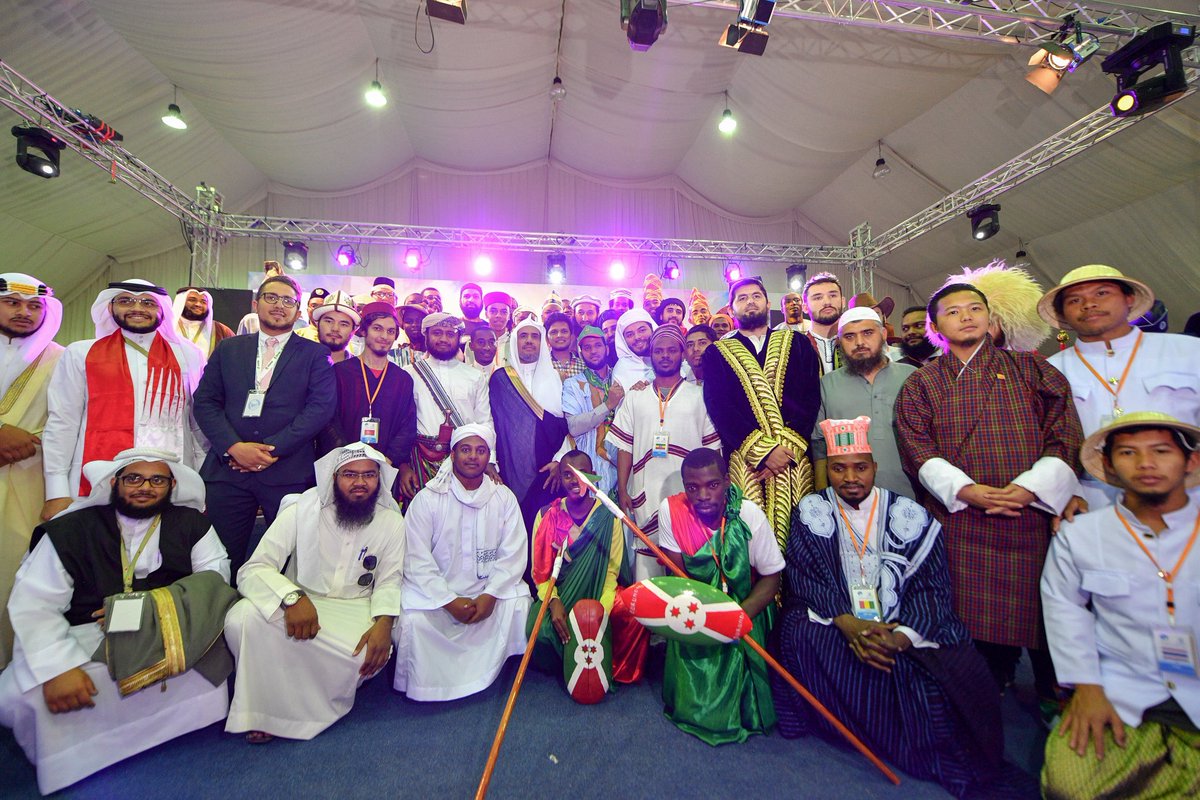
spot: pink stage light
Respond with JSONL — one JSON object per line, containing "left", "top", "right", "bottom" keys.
{"left": 724, "top": 262, "right": 743, "bottom": 283}
{"left": 404, "top": 248, "right": 421, "bottom": 270}
{"left": 334, "top": 244, "right": 357, "bottom": 269}
{"left": 473, "top": 254, "right": 494, "bottom": 276}
{"left": 609, "top": 259, "right": 626, "bottom": 280}
{"left": 663, "top": 260, "right": 680, "bottom": 280}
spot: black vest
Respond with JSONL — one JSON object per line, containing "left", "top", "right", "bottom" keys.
{"left": 32, "top": 505, "right": 212, "bottom": 626}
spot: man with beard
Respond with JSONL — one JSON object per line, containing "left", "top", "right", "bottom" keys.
{"left": 322, "top": 303, "right": 416, "bottom": 484}
{"left": 312, "top": 290, "right": 359, "bottom": 364}
{"left": 562, "top": 327, "right": 625, "bottom": 495}
{"left": 896, "top": 283, "right": 1085, "bottom": 715}
{"left": 484, "top": 291, "right": 513, "bottom": 369}
{"left": 1040, "top": 265, "right": 1200, "bottom": 509}
{"left": 489, "top": 320, "right": 569, "bottom": 531}
{"left": 802, "top": 272, "right": 846, "bottom": 376}
{"left": 469, "top": 326, "right": 499, "bottom": 375}
{"left": 236, "top": 261, "right": 286, "bottom": 336}
{"left": 573, "top": 294, "right": 601, "bottom": 328}
{"left": 613, "top": 309, "right": 656, "bottom": 389}
{"left": 0, "top": 449, "right": 232, "bottom": 794}
{"left": 393, "top": 299, "right": 428, "bottom": 368}
{"left": 683, "top": 324, "right": 715, "bottom": 386}
{"left": 394, "top": 425, "right": 531, "bottom": 701}
{"left": 369, "top": 277, "right": 398, "bottom": 307}
{"left": 655, "top": 297, "right": 687, "bottom": 329}
{"left": 597, "top": 309, "right": 620, "bottom": 368}
{"left": 812, "top": 308, "right": 916, "bottom": 498}
{"left": 459, "top": 283, "right": 486, "bottom": 334}
{"left": 702, "top": 277, "right": 820, "bottom": 551}
{"left": 294, "top": 287, "right": 330, "bottom": 342}
{"left": 421, "top": 286, "right": 444, "bottom": 314}
{"left": 172, "top": 287, "right": 234, "bottom": 360}
{"left": 774, "top": 291, "right": 808, "bottom": 334}
{"left": 400, "top": 313, "right": 495, "bottom": 498}
{"left": 42, "top": 280, "right": 206, "bottom": 519}
{"left": 1041, "top": 413, "right": 1200, "bottom": 799}
{"left": 898, "top": 305, "right": 938, "bottom": 367}
{"left": 224, "top": 443, "right": 404, "bottom": 742}
{"left": 193, "top": 274, "right": 337, "bottom": 576}
{"left": 611, "top": 324, "right": 719, "bottom": 578}
{"left": 545, "top": 311, "right": 585, "bottom": 379}
{"left": 0, "top": 274, "right": 64, "bottom": 667}
{"left": 609, "top": 288, "right": 635, "bottom": 315}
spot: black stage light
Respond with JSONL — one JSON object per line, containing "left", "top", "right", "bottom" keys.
{"left": 283, "top": 241, "right": 308, "bottom": 271}
{"left": 546, "top": 253, "right": 566, "bottom": 284}
{"left": 622, "top": 0, "right": 667, "bottom": 52}
{"left": 426, "top": 0, "right": 466, "bottom": 24}
{"left": 11, "top": 126, "right": 65, "bottom": 179}
{"left": 967, "top": 204, "right": 1001, "bottom": 241}
{"left": 787, "top": 264, "right": 808, "bottom": 293}
{"left": 1103, "top": 21, "right": 1195, "bottom": 117}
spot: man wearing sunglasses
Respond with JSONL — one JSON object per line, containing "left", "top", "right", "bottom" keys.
{"left": 224, "top": 442, "right": 404, "bottom": 743}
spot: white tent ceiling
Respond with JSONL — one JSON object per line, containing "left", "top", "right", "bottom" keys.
{"left": 1, "top": 0, "right": 1197, "bottom": 330}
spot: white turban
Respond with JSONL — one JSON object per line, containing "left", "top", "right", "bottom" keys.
{"left": 837, "top": 306, "right": 883, "bottom": 334}
{"left": 423, "top": 423, "right": 496, "bottom": 497}
{"left": 56, "top": 448, "right": 206, "bottom": 518}
{"left": 505, "top": 318, "right": 564, "bottom": 416}
{"left": 421, "top": 312, "right": 462, "bottom": 333}
{"left": 613, "top": 308, "right": 657, "bottom": 389}
{"left": 0, "top": 272, "right": 62, "bottom": 395}
{"left": 313, "top": 442, "right": 400, "bottom": 513}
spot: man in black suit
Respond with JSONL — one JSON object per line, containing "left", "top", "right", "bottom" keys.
{"left": 194, "top": 274, "right": 336, "bottom": 574}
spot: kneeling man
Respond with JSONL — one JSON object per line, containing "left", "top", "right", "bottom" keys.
{"left": 775, "top": 418, "right": 1006, "bottom": 798}
{"left": 224, "top": 442, "right": 404, "bottom": 742}
{"left": 0, "top": 449, "right": 231, "bottom": 795}
{"left": 394, "top": 424, "right": 531, "bottom": 701}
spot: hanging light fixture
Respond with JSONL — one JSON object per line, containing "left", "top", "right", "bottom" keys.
{"left": 872, "top": 141, "right": 890, "bottom": 179}
{"left": 549, "top": 76, "right": 567, "bottom": 101}
{"left": 161, "top": 86, "right": 187, "bottom": 130}
{"left": 967, "top": 204, "right": 1001, "bottom": 241}
{"left": 365, "top": 58, "right": 387, "bottom": 108}
{"left": 283, "top": 241, "right": 308, "bottom": 271}
{"left": 718, "top": 91, "right": 737, "bottom": 135}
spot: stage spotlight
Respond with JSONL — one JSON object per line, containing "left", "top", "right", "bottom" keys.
{"left": 1103, "top": 21, "right": 1194, "bottom": 117}
{"left": 622, "top": 0, "right": 667, "bottom": 52}
{"left": 1026, "top": 17, "right": 1101, "bottom": 95}
{"left": 723, "top": 262, "right": 743, "bottom": 284}
{"left": 161, "top": 86, "right": 187, "bottom": 130}
{"left": 11, "top": 126, "right": 64, "bottom": 179}
{"left": 718, "top": 22, "right": 769, "bottom": 55}
{"left": 967, "top": 204, "right": 1001, "bottom": 241}
{"left": 427, "top": 0, "right": 466, "bottom": 24}
{"left": 787, "top": 264, "right": 807, "bottom": 293}
{"left": 404, "top": 248, "right": 421, "bottom": 271}
{"left": 609, "top": 259, "right": 627, "bottom": 280}
{"left": 473, "top": 254, "right": 494, "bottom": 276}
{"left": 335, "top": 245, "right": 358, "bottom": 268}
{"left": 283, "top": 241, "right": 308, "bottom": 271}
{"left": 662, "top": 259, "right": 680, "bottom": 280}
{"left": 547, "top": 253, "right": 566, "bottom": 285}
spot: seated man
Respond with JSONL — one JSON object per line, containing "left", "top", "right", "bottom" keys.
{"left": 0, "top": 449, "right": 231, "bottom": 795}
{"left": 394, "top": 424, "right": 530, "bottom": 701}
{"left": 528, "top": 451, "right": 648, "bottom": 689}
{"left": 776, "top": 418, "right": 1008, "bottom": 798}
{"left": 1041, "top": 412, "right": 1200, "bottom": 800}
{"left": 224, "top": 442, "right": 404, "bottom": 742}
{"left": 657, "top": 447, "right": 782, "bottom": 745}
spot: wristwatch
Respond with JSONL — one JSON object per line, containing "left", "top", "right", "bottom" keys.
{"left": 281, "top": 589, "right": 307, "bottom": 608}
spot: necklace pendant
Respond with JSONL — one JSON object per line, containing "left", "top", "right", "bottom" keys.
{"left": 1157, "top": 570, "right": 1166, "bottom": 579}
{"left": 1113, "top": 406, "right": 1124, "bottom": 417}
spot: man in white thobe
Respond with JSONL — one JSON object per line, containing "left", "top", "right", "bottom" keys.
{"left": 224, "top": 442, "right": 404, "bottom": 741}
{"left": 172, "top": 286, "right": 234, "bottom": 361}
{"left": 41, "top": 279, "right": 206, "bottom": 519}
{"left": 0, "top": 449, "right": 230, "bottom": 795}
{"left": 394, "top": 424, "right": 531, "bottom": 701}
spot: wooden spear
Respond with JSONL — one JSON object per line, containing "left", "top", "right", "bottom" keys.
{"left": 568, "top": 465, "right": 901, "bottom": 787}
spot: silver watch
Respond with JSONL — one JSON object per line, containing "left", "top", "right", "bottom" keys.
{"left": 281, "top": 589, "right": 306, "bottom": 608}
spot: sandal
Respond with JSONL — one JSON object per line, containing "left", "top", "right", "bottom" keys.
{"left": 245, "top": 730, "right": 274, "bottom": 744}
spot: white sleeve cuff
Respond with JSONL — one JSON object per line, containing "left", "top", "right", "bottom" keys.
{"left": 918, "top": 458, "right": 975, "bottom": 513}
{"left": 894, "top": 624, "right": 939, "bottom": 650}
{"left": 1012, "top": 456, "right": 1079, "bottom": 515}
{"left": 44, "top": 474, "right": 71, "bottom": 502}
{"left": 807, "top": 608, "right": 833, "bottom": 625}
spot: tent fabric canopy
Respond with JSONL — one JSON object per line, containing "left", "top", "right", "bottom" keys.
{"left": 1, "top": 0, "right": 1196, "bottom": 340}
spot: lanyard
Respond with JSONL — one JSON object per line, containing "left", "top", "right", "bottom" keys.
{"left": 123, "top": 337, "right": 151, "bottom": 359}
{"left": 1114, "top": 507, "right": 1200, "bottom": 625}
{"left": 838, "top": 492, "right": 879, "bottom": 583}
{"left": 1073, "top": 330, "right": 1142, "bottom": 414}
{"left": 708, "top": 517, "right": 728, "bottom": 594}
{"left": 255, "top": 336, "right": 285, "bottom": 390}
{"left": 120, "top": 515, "right": 161, "bottom": 593}
{"left": 359, "top": 357, "right": 388, "bottom": 417}
{"left": 179, "top": 322, "right": 204, "bottom": 344}
{"left": 656, "top": 378, "right": 683, "bottom": 426}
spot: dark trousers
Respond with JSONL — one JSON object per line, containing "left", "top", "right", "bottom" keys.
{"left": 974, "top": 640, "right": 1058, "bottom": 700}
{"left": 205, "top": 480, "right": 306, "bottom": 580}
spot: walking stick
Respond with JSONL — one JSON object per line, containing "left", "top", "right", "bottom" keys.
{"left": 474, "top": 547, "right": 565, "bottom": 800}
{"left": 568, "top": 466, "right": 902, "bottom": 787}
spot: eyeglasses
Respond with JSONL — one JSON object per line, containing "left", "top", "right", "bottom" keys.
{"left": 338, "top": 469, "right": 379, "bottom": 483}
{"left": 112, "top": 297, "right": 160, "bottom": 310}
{"left": 119, "top": 474, "right": 172, "bottom": 488}
{"left": 258, "top": 292, "right": 300, "bottom": 308}
{"left": 358, "top": 554, "right": 378, "bottom": 587}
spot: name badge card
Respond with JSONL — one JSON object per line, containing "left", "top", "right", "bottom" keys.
{"left": 242, "top": 390, "right": 265, "bottom": 418}
{"left": 107, "top": 595, "right": 145, "bottom": 633}
{"left": 851, "top": 586, "right": 882, "bottom": 621}
{"left": 360, "top": 417, "right": 380, "bottom": 444}
{"left": 652, "top": 430, "right": 670, "bottom": 459}
{"left": 1153, "top": 626, "right": 1199, "bottom": 678}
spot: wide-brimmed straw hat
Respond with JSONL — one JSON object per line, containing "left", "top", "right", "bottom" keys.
{"left": 1081, "top": 411, "right": 1200, "bottom": 488}
{"left": 1037, "top": 265, "right": 1154, "bottom": 329}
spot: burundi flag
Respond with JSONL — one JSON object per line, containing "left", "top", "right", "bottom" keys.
{"left": 619, "top": 576, "right": 751, "bottom": 647}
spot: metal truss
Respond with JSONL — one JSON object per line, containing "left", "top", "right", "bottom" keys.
{"left": 869, "top": 67, "right": 1198, "bottom": 257}
{"left": 847, "top": 222, "right": 876, "bottom": 296}
{"left": 686, "top": 0, "right": 1200, "bottom": 52}
{"left": 188, "top": 184, "right": 224, "bottom": 287}
{"left": 218, "top": 213, "right": 860, "bottom": 263}
{"left": 0, "top": 60, "right": 205, "bottom": 226}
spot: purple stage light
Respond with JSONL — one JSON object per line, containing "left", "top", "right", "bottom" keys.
{"left": 609, "top": 259, "right": 626, "bottom": 280}
{"left": 334, "top": 244, "right": 357, "bottom": 268}
{"left": 404, "top": 248, "right": 421, "bottom": 270}
{"left": 473, "top": 254, "right": 494, "bottom": 276}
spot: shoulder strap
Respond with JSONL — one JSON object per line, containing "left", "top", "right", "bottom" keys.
{"left": 413, "top": 358, "right": 465, "bottom": 427}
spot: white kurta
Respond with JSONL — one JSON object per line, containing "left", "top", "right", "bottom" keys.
{"left": 1047, "top": 330, "right": 1200, "bottom": 507}
{"left": 224, "top": 494, "right": 405, "bottom": 739}
{"left": 42, "top": 331, "right": 207, "bottom": 501}
{"left": 394, "top": 478, "right": 530, "bottom": 701}
{"left": 0, "top": 520, "right": 229, "bottom": 795}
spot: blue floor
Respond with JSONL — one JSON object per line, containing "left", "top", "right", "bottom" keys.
{"left": 0, "top": 648, "right": 1046, "bottom": 799}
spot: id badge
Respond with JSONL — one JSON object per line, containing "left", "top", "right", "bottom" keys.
{"left": 242, "top": 390, "right": 265, "bottom": 418}
{"left": 851, "top": 586, "right": 882, "bottom": 621}
{"left": 1153, "top": 626, "right": 1199, "bottom": 677}
{"left": 107, "top": 595, "right": 145, "bottom": 633}
{"left": 360, "top": 416, "right": 380, "bottom": 444}
{"left": 651, "top": 430, "right": 670, "bottom": 459}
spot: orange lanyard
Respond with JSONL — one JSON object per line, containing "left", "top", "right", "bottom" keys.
{"left": 359, "top": 357, "right": 388, "bottom": 417}
{"left": 838, "top": 492, "right": 879, "bottom": 580}
{"left": 1114, "top": 507, "right": 1200, "bottom": 625}
{"left": 656, "top": 379, "right": 683, "bottom": 426}
{"left": 709, "top": 517, "right": 728, "bottom": 594}
{"left": 1073, "top": 330, "right": 1142, "bottom": 411}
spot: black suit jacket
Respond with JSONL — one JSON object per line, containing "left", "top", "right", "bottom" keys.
{"left": 194, "top": 332, "right": 336, "bottom": 487}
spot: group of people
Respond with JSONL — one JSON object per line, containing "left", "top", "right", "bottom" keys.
{"left": 0, "top": 257, "right": 1196, "bottom": 798}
